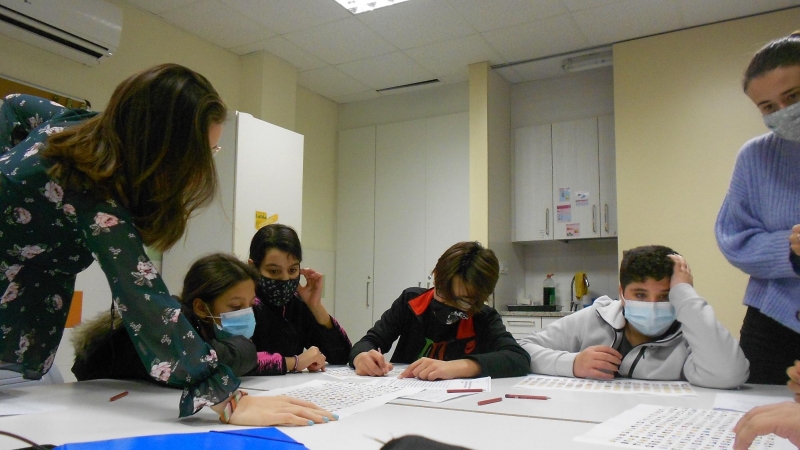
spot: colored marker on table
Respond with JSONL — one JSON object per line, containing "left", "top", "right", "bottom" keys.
{"left": 477, "top": 397, "right": 502, "bottom": 406}
{"left": 505, "top": 394, "right": 549, "bottom": 400}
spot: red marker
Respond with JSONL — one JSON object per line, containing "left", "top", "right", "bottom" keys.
{"left": 477, "top": 397, "right": 502, "bottom": 406}
{"left": 109, "top": 391, "right": 129, "bottom": 402}
{"left": 505, "top": 394, "right": 549, "bottom": 400}
{"left": 447, "top": 389, "right": 483, "bottom": 393}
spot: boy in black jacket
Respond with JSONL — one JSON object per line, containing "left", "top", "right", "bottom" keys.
{"left": 349, "top": 241, "right": 530, "bottom": 379}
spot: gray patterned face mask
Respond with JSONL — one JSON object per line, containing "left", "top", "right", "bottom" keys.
{"left": 764, "top": 101, "right": 800, "bottom": 142}
{"left": 257, "top": 276, "right": 299, "bottom": 307}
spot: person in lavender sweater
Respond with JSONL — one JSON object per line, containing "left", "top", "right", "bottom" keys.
{"left": 716, "top": 31, "right": 800, "bottom": 385}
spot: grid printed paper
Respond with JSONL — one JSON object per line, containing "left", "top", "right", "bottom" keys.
{"left": 256, "top": 380, "right": 421, "bottom": 418}
{"left": 514, "top": 375, "right": 696, "bottom": 396}
{"left": 323, "top": 366, "right": 406, "bottom": 380}
{"left": 575, "top": 404, "right": 794, "bottom": 450}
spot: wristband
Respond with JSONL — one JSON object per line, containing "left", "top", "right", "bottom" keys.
{"left": 291, "top": 355, "right": 300, "bottom": 373}
{"left": 219, "top": 390, "right": 247, "bottom": 424}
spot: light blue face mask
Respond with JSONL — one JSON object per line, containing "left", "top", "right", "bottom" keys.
{"left": 763, "top": 100, "right": 800, "bottom": 142}
{"left": 622, "top": 298, "right": 676, "bottom": 337}
{"left": 207, "top": 306, "right": 256, "bottom": 338}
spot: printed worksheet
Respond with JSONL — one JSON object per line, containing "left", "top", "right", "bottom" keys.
{"left": 323, "top": 365, "right": 407, "bottom": 380}
{"left": 713, "top": 392, "right": 794, "bottom": 413}
{"left": 514, "top": 375, "right": 696, "bottom": 396}
{"left": 370, "top": 376, "right": 491, "bottom": 391}
{"left": 575, "top": 404, "right": 794, "bottom": 450}
{"left": 255, "top": 380, "right": 421, "bottom": 418}
{"left": 399, "top": 389, "right": 478, "bottom": 403}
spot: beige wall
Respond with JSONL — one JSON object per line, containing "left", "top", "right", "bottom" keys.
{"left": 296, "top": 86, "right": 339, "bottom": 252}
{"left": 613, "top": 7, "right": 800, "bottom": 336}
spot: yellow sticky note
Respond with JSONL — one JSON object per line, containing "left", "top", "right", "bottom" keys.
{"left": 255, "top": 211, "right": 279, "bottom": 230}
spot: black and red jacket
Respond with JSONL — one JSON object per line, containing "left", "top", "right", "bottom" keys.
{"left": 349, "top": 287, "right": 530, "bottom": 378}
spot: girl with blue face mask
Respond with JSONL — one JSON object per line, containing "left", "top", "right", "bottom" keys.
{"left": 716, "top": 30, "right": 800, "bottom": 386}
{"left": 73, "top": 253, "right": 338, "bottom": 427}
{"left": 247, "top": 224, "right": 352, "bottom": 375}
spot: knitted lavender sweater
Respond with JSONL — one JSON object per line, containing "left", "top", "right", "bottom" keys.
{"left": 716, "top": 132, "right": 800, "bottom": 333}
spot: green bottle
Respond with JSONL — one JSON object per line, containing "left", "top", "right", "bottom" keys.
{"left": 543, "top": 274, "right": 556, "bottom": 306}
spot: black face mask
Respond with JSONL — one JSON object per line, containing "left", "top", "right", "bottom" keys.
{"left": 257, "top": 276, "right": 300, "bottom": 307}
{"left": 430, "top": 299, "right": 469, "bottom": 325}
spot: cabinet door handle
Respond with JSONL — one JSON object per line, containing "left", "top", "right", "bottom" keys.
{"left": 604, "top": 204, "right": 609, "bottom": 233}
{"left": 366, "top": 276, "right": 371, "bottom": 307}
{"left": 545, "top": 208, "right": 550, "bottom": 236}
{"left": 592, "top": 205, "right": 597, "bottom": 233}
{"left": 507, "top": 320, "right": 536, "bottom": 325}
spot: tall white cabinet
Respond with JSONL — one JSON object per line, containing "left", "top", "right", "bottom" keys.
{"left": 513, "top": 114, "right": 616, "bottom": 242}
{"left": 335, "top": 112, "right": 469, "bottom": 342}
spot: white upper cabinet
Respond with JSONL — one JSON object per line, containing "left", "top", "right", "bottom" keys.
{"left": 513, "top": 115, "right": 616, "bottom": 242}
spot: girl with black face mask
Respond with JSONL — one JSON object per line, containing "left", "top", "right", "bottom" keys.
{"left": 247, "top": 224, "right": 352, "bottom": 374}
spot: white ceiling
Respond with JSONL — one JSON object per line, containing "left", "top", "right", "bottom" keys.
{"left": 123, "top": 0, "right": 800, "bottom": 103}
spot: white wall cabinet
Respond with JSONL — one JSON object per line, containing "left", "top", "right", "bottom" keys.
{"left": 513, "top": 115, "right": 616, "bottom": 242}
{"left": 335, "top": 112, "right": 469, "bottom": 343}
{"left": 501, "top": 316, "right": 562, "bottom": 340}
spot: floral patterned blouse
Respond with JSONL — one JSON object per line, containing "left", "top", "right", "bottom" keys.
{"left": 0, "top": 94, "right": 238, "bottom": 417}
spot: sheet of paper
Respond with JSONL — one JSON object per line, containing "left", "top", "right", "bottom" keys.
{"left": 575, "top": 404, "right": 794, "bottom": 450}
{"left": 713, "top": 392, "right": 794, "bottom": 413}
{"left": 399, "top": 389, "right": 477, "bottom": 403}
{"left": 369, "top": 376, "right": 491, "bottom": 391}
{"left": 322, "top": 365, "right": 406, "bottom": 380}
{"left": 514, "top": 375, "right": 696, "bottom": 396}
{"left": 255, "top": 380, "right": 421, "bottom": 418}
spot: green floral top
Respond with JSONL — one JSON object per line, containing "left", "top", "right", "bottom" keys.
{"left": 0, "top": 94, "right": 238, "bottom": 417}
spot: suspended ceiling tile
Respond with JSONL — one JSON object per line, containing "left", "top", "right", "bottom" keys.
{"left": 220, "top": 0, "right": 351, "bottom": 35}
{"left": 284, "top": 17, "right": 398, "bottom": 65}
{"left": 230, "top": 36, "right": 328, "bottom": 71}
{"left": 337, "top": 51, "right": 437, "bottom": 90}
{"left": 124, "top": 0, "right": 197, "bottom": 14}
{"left": 159, "top": 0, "right": 274, "bottom": 49}
{"left": 572, "top": 0, "right": 684, "bottom": 46}
{"left": 674, "top": 0, "right": 800, "bottom": 28}
{"left": 482, "top": 13, "right": 589, "bottom": 62}
{"left": 448, "top": 0, "right": 568, "bottom": 32}
{"left": 406, "top": 34, "right": 505, "bottom": 77}
{"left": 493, "top": 66, "right": 525, "bottom": 84}
{"left": 356, "top": 0, "right": 475, "bottom": 50}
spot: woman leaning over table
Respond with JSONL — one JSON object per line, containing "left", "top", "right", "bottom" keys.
{"left": 0, "top": 64, "right": 333, "bottom": 426}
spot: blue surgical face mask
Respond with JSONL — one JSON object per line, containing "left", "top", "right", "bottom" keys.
{"left": 622, "top": 297, "right": 676, "bottom": 337}
{"left": 763, "top": 101, "right": 800, "bottom": 142}
{"left": 207, "top": 305, "right": 256, "bottom": 338}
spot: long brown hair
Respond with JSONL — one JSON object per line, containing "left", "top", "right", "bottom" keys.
{"left": 43, "top": 64, "right": 227, "bottom": 251}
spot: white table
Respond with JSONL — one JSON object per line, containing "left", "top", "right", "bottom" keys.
{"left": 1, "top": 374, "right": 793, "bottom": 450}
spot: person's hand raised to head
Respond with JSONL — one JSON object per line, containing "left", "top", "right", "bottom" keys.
{"left": 787, "top": 360, "right": 800, "bottom": 402}
{"left": 573, "top": 345, "right": 621, "bottom": 380}
{"left": 297, "top": 268, "right": 324, "bottom": 308}
{"left": 667, "top": 254, "right": 693, "bottom": 287}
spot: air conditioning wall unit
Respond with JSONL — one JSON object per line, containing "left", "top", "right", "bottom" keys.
{"left": 0, "top": 0, "right": 122, "bottom": 66}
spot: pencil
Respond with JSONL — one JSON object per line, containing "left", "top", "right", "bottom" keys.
{"left": 447, "top": 388, "right": 483, "bottom": 393}
{"left": 109, "top": 391, "right": 129, "bottom": 402}
{"left": 505, "top": 394, "right": 549, "bottom": 400}
{"left": 477, "top": 397, "right": 502, "bottom": 406}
